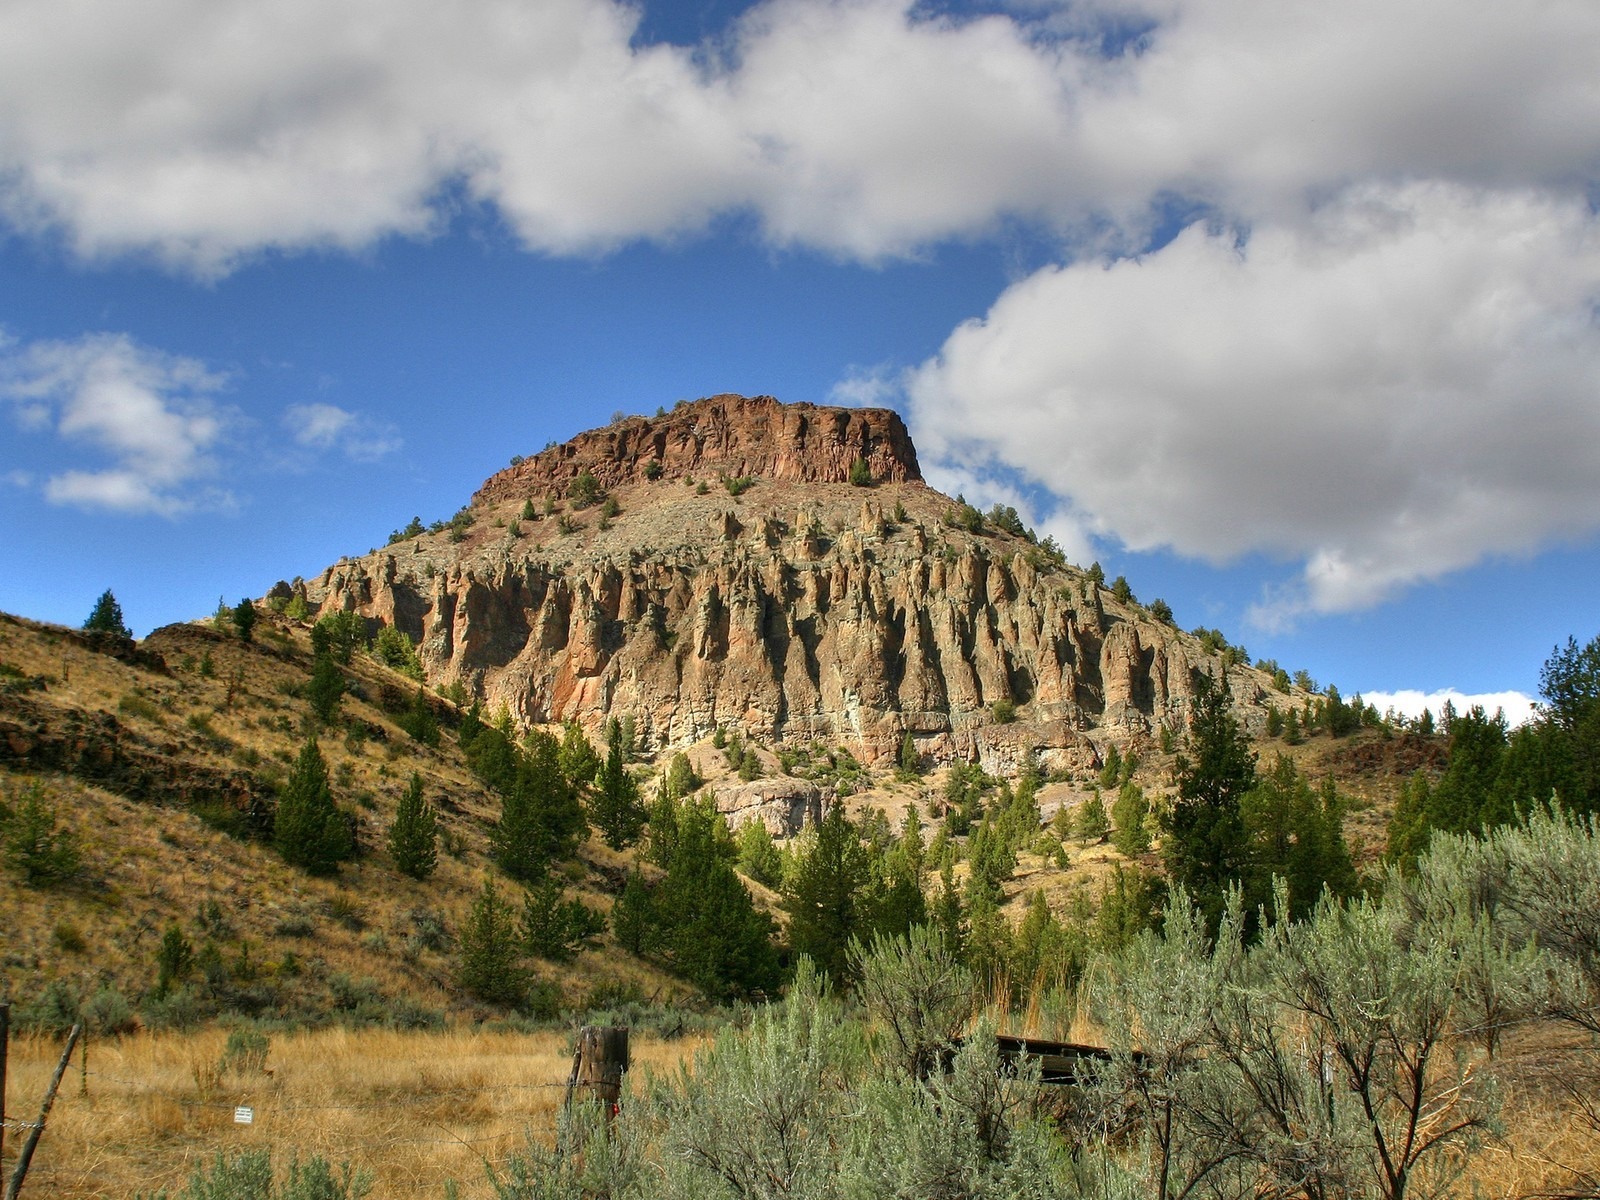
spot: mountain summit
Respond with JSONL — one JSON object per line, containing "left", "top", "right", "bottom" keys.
{"left": 290, "top": 394, "right": 1293, "bottom": 769}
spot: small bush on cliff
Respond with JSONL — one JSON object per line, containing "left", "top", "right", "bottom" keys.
{"left": 722, "top": 473, "right": 754, "bottom": 497}
{"left": 567, "top": 469, "right": 602, "bottom": 509}
{"left": 848, "top": 456, "right": 872, "bottom": 486}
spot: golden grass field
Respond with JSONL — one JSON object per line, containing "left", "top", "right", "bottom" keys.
{"left": 5, "top": 1020, "right": 1598, "bottom": 1199}
{"left": 2, "top": 1025, "right": 707, "bottom": 1198}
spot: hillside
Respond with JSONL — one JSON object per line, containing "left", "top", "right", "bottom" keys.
{"left": 0, "top": 609, "right": 691, "bottom": 1027}
{"left": 0, "top": 394, "right": 1430, "bottom": 1030}
{"left": 295, "top": 393, "right": 1313, "bottom": 768}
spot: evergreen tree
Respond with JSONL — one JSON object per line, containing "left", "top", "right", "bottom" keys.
{"left": 963, "top": 880, "right": 1012, "bottom": 986}
{"left": 1009, "top": 890, "right": 1083, "bottom": 993}
{"left": 273, "top": 739, "right": 352, "bottom": 875}
{"left": 155, "top": 922, "right": 194, "bottom": 998}
{"left": 492, "top": 730, "right": 582, "bottom": 881}
{"left": 399, "top": 684, "right": 440, "bottom": 746}
{"left": 612, "top": 867, "right": 656, "bottom": 955}
{"left": 654, "top": 798, "right": 779, "bottom": 998}
{"left": 311, "top": 611, "right": 365, "bottom": 664}
{"left": 784, "top": 804, "right": 874, "bottom": 985}
{"left": 387, "top": 772, "right": 438, "bottom": 880}
{"left": 665, "top": 752, "right": 698, "bottom": 800}
{"left": 4, "top": 783, "right": 81, "bottom": 885}
{"left": 1112, "top": 780, "right": 1152, "bottom": 856}
{"left": 559, "top": 720, "right": 601, "bottom": 795}
{"left": 231, "top": 598, "right": 257, "bottom": 642}
{"left": 1076, "top": 791, "right": 1110, "bottom": 845}
{"left": 736, "top": 819, "right": 783, "bottom": 887}
{"left": 647, "top": 778, "right": 680, "bottom": 866}
{"left": 592, "top": 719, "right": 647, "bottom": 850}
{"left": 83, "top": 589, "right": 132, "bottom": 639}
{"left": 307, "top": 651, "right": 344, "bottom": 724}
{"left": 1241, "top": 755, "right": 1357, "bottom": 921}
{"left": 520, "top": 877, "right": 606, "bottom": 961}
{"left": 898, "top": 731, "right": 920, "bottom": 777}
{"left": 1164, "top": 671, "right": 1256, "bottom": 931}
{"left": 457, "top": 877, "right": 528, "bottom": 1006}
{"left": 931, "top": 858, "right": 966, "bottom": 956}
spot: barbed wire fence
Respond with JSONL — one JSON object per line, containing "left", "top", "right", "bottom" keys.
{"left": 0, "top": 1019, "right": 629, "bottom": 1198}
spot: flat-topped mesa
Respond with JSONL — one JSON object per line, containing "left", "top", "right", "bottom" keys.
{"left": 474, "top": 393, "right": 921, "bottom": 508}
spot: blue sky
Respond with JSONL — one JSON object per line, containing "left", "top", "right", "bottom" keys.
{"left": 3, "top": 0, "right": 1598, "bottom": 719}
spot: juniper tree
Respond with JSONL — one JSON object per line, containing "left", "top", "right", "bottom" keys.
{"left": 612, "top": 867, "right": 656, "bottom": 956}
{"left": 231, "top": 598, "right": 257, "bottom": 642}
{"left": 1112, "top": 779, "right": 1151, "bottom": 856}
{"left": 784, "top": 804, "right": 874, "bottom": 986}
{"left": 457, "top": 876, "right": 528, "bottom": 1007}
{"left": 654, "top": 797, "right": 779, "bottom": 998}
{"left": 274, "top": 738, "right": 352, "bottom": 876}
{"left": 591, "top": 719, "right": 646, "bottom": 850}
{"left": 491, "top": 729, "right": 583, "bottom": 882}
{"left": 83, "top": 589, "right": 132, "bottom": 638}
{"left": 520, "top": 877, "right": 606, "bottom": 962}
{"left": 1165, "top": 670, "right": 1255, "bottom": 932}
{"left": 386, "top": 772, "right": 438, "bottom": 880}
{"left": 307, "top": 650, "right": 344, "bottom": 724}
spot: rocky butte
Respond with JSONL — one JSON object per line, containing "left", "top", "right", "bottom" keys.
{"left": 288, "top": 394, "right": 1297, "bottom": 772}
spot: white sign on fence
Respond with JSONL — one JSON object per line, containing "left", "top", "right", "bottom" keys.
{"left": 234, "top": 1107, "right": 255, "bottom": 1125}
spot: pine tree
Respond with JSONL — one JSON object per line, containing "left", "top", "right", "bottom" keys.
{"left": 654, "top": 798, "right": 779, "bottom": 998}
{"left": 83, "top": 589, "right": 132, "bottom": 639}
{"left": 665, "top": 752, "right": 698, "bottom": 800}
{"left": 1076, "top": 790, "right": 1110, "bottom": 845}
{"left": 736, "top": 819, "right": 783, "bottom": 887}
{"left": 399, "top": 685, "right": 440, "bottom": 746}
{"left": 307, "top": 651, "right": 344, "bottom": 724}
{"left": 387, "top": 772, "right": 438, "bottom": 880}
{"left": 273, "top": 738, "right": 352, "bottom": 876}
{"left": 231, "top": 598, "right": 257, "bottom": 643}
{"left": 898, "top": 730, "right": 920, "bottom": 777}
{"left": 612, "top": 867, "right": 656, "bottom": 955}
{"left": 520, "top": 877, "right": 606, "bottom": 961}
{"left": 1164, "top": 671, "right": 1255, "bottom": 931}
{"left": 592, "top": 719, "right": 646, "bottom": 850}
{"left": 559, "top": 721, "right": 601, "bottom": 795}
{"left": 783, "top": 804, "right": 873, "bottom": 985}
{"left": 491, "top": 730, "right": 582, "bottom": 882}
{"left": 457, "top": 877, "right": 528, "bottom": 1006}
{"left": 1112, "top": 780, "right": 1151, "bottom": 856}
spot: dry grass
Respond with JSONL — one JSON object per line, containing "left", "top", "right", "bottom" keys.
{"left": 2, "top": 1024, "right": 705, "bottom": 1198}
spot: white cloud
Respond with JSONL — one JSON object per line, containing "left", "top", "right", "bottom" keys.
{"left": 4, "top": 0, "right": 1595, "bottom": 269}
{"left": 0, "top": 332, "right": 231, "bottom": 515}
{"left": 1361, "top": 689, "right": 1537, "bottom": 730}
{"left": 284, "top": 403, "right": 402, "bottom": 463}
{"left": 907, "top": 182, "right": 1600, "bottom": 614}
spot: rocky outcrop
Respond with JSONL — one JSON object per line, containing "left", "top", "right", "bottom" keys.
{"left": 474, "top": 394, "right": 920, "bottom": 507}
{"left": 297, "top": 395, "right": 1296, "bottom": 762}
{"left": 712, "top": 777, "right": 828, "bottom": 836}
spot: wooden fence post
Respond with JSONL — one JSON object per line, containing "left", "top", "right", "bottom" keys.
{"left": 4, "top": 1024, "right": 81, "bottom": 1200}
{"left": 1, "top": 1003, "right": 9, "bottom": 1170}
{"left": 564, "top": 1025, "right": 629, "bottom": 1119}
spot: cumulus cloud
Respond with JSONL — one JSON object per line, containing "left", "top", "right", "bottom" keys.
{"left": 4, "top": 0, "right": 1596, "bottom": 269}
{"left": 1361, "top": 689, "right": 1538, "bottom": 730}
{"left": 285, "top": 403, "right": 401, "bottom": 463}
{"left": 907, "top": 182, "right": 1600, "bottom": 615}
{"left": 0, "top": 332, "right": 231, "bottom": 515}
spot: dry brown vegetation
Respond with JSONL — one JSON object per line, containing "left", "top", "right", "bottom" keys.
{"left": 0, "top": 608, "right": 689, "bottom": 1025}
{"left": 1, "top": 1024, "right": 706, "bottom": 1198}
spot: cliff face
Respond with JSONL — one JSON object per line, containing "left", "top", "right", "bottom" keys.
{"left": 297, "top": 395, "right": 1284, "bottom": 766}
{"left": 474, "top": 394, "right": 921, "bottom": 508}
